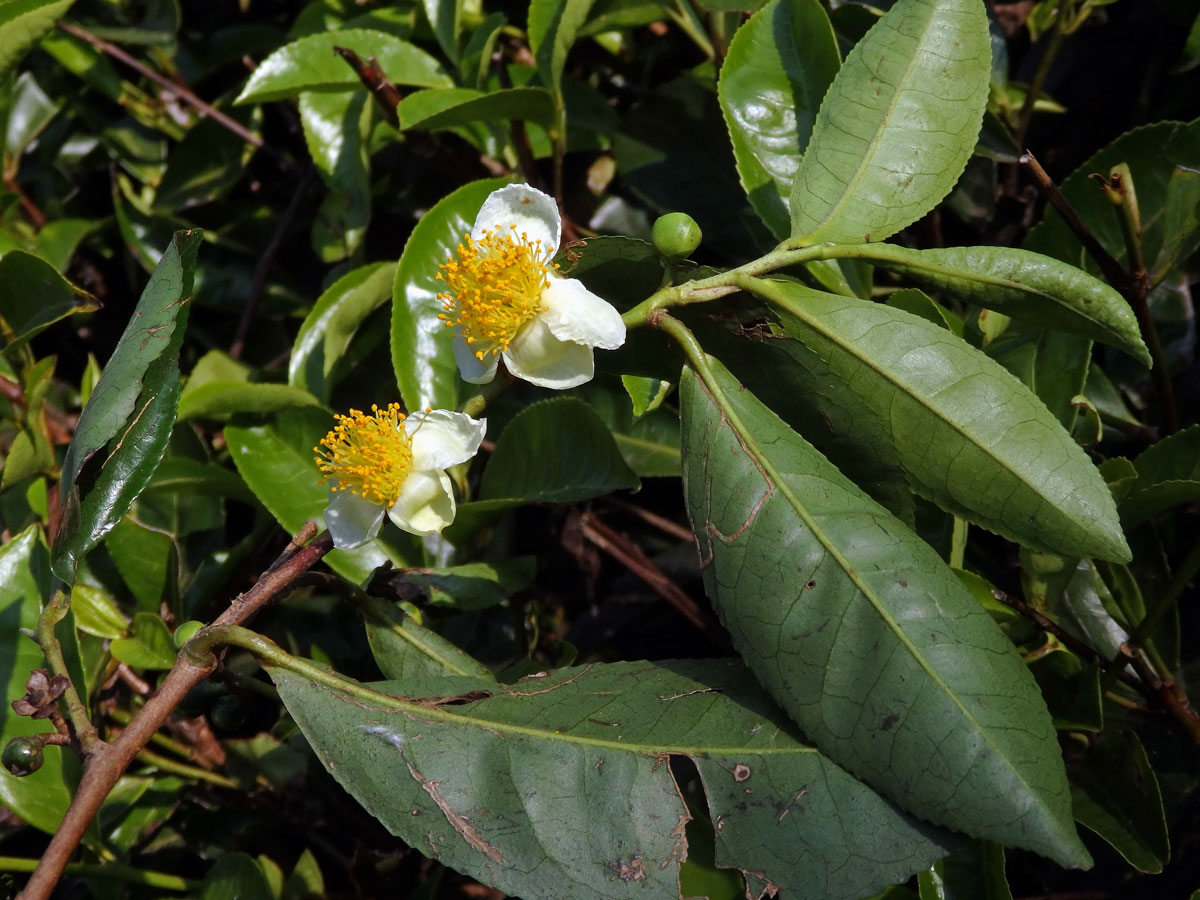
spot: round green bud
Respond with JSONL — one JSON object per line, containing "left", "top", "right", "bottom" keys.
{"left": 173, "top": 620, "right": 205, "bottom": 649}
{"left": 3, "top": 737, "right": 44, "bottom": 777}
{"left": 651, "top": 212, "right": 702, "bottom": 260}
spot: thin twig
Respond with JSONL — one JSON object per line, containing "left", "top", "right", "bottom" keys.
{"left": 57, "top": 22, "right": 278, "bottom": 161}
{"left": 602, "top": 496, "right": 695, "bottom": 544}
{"left": 577, "top": 511, "right": 712, "bottom": 633}
{"left": 2, "top": 174, "right": 46, "bottom": 229}
{"left": 229, "top": 167, "right": 316, "bottom": 359}
{"left": 333, "top": 46, "right": 403, "bottom": 129}
{"left": 17, "top": 526, "right": 333, "bottom": 900}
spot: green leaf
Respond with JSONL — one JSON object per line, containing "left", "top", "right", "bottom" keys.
{"left": 422, "top": 0, "right": 464, "bottom": 64}
{"left": 984, "top": 319, "right": 1091, "bottom": 431}
{"left": 1152, "top": 165, "right": 1200, "bottom": 275}
{"left": 718, "top": 0, "right": 840, "bottom": 238}
{"left": 1119, "top": 424, "right": 1200, "bottom": 525}
{"left": 4, "top": 70, "right": 62, "bottom": 162}
{"left": 71, "top": 583, "right": 129, "bottom": 639}
{"left": 154, "top": 108, "right": 260, "bottom": 210}
{"left": 0, "top": 526, "right": 73, "bottom": 834}
{"left": 143, "top": 458, "right": 255, "bottom": 505}
{"left": 480, "top": 397, "right": 639, "bottom": 502}
{"left": 0, "top": 0, "right": 74, "bottom": 84}
{"left": 853, "top": 243, "right": 1149, "bottom": 364}
{"left": 788, "top": 0, "right": 990, "bottom": 245}
{"left": 200, "top": 853, "right": 274, "bottom": 900}
{"left": 110, "top": 611, "right": 176, "bottom": 670}
{"left": 271, "top": 657, "right": 956, "bottom": 900}
{"left": 361, "top": 596, "right": 494, "bottom": 681}
{"left": 177, "top": 382, "right": 321, "bottom": 421}
{"left": 757, "top": 280, "right": 1129, "bottom": 562}
{"left": 391, "top": 176, "right": 512, "bottom": 413}
{"left": 57, "top": 230, "right": 200, "bottom": 507}
{"left": 0, "top": 250, "right": 99, "bottom": 352}
{"left": 382, "top": 558, "right": 536, "bottom": 609}
{"left": 235, "top": 29, "right": 451, "bottom": 104}
{"left": 556, "top": 234, "right": 666, "bottom": 310}
{"left": 104, "top": 516, "right": 171, "bottom": 612}
{"left": 1025, "top": 119, "right": 1200, "bottom": 277}
{"left": 290, "top": 261, "right": 396, "bottom": 401}
{"left": 398, "top": 87, "right": 555, "bottom": 131}
{"left": 300, "top": 90, "right": 370, "bottom": 263}
{"left": 918, "top": 840, "right": 1011, "bottom": 900}
{"left": 582, "top": 382, "right": 680, "bottom": 478}
{"left": 225, "top": 407, "right": 416, "bottom": 584}
{"left": 1070, "top": 731, "right": 1169, "bottom": 874}
{"left": 528, "top": 0, "right": 595, "bottom": 98}
{"left": 679, "top": 358, "right": 1088, "bottom": 866}
{"left": 886, "top": 288, "right": 963, "bottom": 336}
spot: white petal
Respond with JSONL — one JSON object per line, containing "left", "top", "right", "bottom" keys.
{"left": 325, "top": 489, "right": 385, "bottom": 550}
{"left": 471, "top": 184, "right": 560, "bottom": 257}
{"left": 406, "top": 409, "right": 486, "bottom": 470}
{"left": 540, "top": 276, "right": 627, "bottom": 350}
{"left": 454, "top": 334, "right": 500, "bottom": 384}
{"left": 503, "top": 317, "right": 595, "bottom": 389}
{"left": 387, "top": 470, "right": 456, "bottom": 535}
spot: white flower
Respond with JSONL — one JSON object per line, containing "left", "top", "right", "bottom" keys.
{"left": 315, "top": 404, "right": 485, "bottom": 550}
{"left": 437, "top": 184, "right": 626, "bottom": 389}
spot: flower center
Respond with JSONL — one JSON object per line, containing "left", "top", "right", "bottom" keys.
{"left": 315, "top": 403, "right": 413, "bottom": 507}
{"left": 437, "top": 227, "right": 552, "bottom": 359}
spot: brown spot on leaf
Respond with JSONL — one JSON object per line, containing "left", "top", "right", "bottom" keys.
{"left": 608, "top": 856, "right": 646, "bottom": 882}
{"left": 733, "top": 764, "right": 751, "bottom": 782}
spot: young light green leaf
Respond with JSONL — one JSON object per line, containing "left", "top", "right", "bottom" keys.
{"left": 0, "top": 250, "right": 99, "bottom": 352}
{"left": 225, "top": 407, "right": 418, "bottom": 584}
{"left": 680, "top": 359, "right": 1089, "bottom": 866}
{"left": 718, "top": 0, "right": 840, "bottom": 238}
{"left": 111, "top": 611, "right": 176, "bottom": 670}
{"left": 788, "top": 0, "right": 990, "bottom": 245}
{"left": 392, "top": 176, "right": 513, "bottom": 413}
{"left": 271, "top": 657, "right": 957, "bottom": 900}
{"left": 360, "top": 595, "right": 494, "bottom": 681}
{"left": 753, "top": 280, "right": 1129, "bottom": 562}
{"left": 398, "top": 87, "right": 555, "bottom": 131}
{"left": 847, "top": 243, "right": 1149, "bottom": 364}
{"left": 527, "top": 0, "right": 595, "bottom": 97}
{"left": 177, "top": 382, "right": 321, "bottom": 421}
{"left": 0, "top": 0, "right": 74, "bottom": 84}
{"left": 290, "top": 261, "right": 396, "bottom": 401}
{"left": 235, "top": 29, "right": 451, "bottom": 105}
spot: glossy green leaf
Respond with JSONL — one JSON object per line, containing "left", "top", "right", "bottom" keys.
{"left": 290, "top": 261, "right": 396, "bottom": 401}
{"left": 1119, "top": 424, "right": 1200, "bottom": 525}
{"left": 0, "top": 0, "right": 74, "bottom": 84}
{"left": 918, "top": 840, "right": 1011, "bottom": 900}
{"left": 852, "top": 243, "right": 1149, "bottom": 364}
{"left": 0, "top": 526, "right": 73, "bottom": 834}
{"left": 200, "top": 853, "right": 274, "bottom": 900}
{"left": 143, "top": 457, "right": 256, "bottom": 505}
{"left": 1070, "top": 731, "right": 1169, "bottom": 874}
{"left": 4, "top": 70, "right": 61, "bottom": 162}
{"left": 886, "top": 288, "right": 963, "bottom": 336}
{"left": 756, "top": 280, "right": 1129, "bottom": 562}
{"left": 1025, "top": 119, "right": 1200, "bottom": 277}
{"left": 71, "top": 583, "right": 129, "bottom": 639}
{"left": 528, "top": 0, "right": 594, "bottom": 97}
{"left": 480, "top": 397, "right": 639, "bottom": 502}
{"left": 104, "top": 516, "right": 171, "bottom": 611}
{"left": 225, "top": 407, "right": 417, "bottom": 584}
{"left": 582, "top": 382, "right": 680, "bottom": 478}
{"left": 556, "top": 234, "right": 665, "bottom": 310}
{"left": 392, "top": 177, "right": 512, "bottom": 413}
{"left": 422, "top": 0, "right": 464, "bottom": 64}
{"left": 680, "top": 358, "right": 1088, "bottom": 866}
{"left": 153, "top": 108, "right": 261, "bottom": 210}
{"left": 272, "top": 657, "right": 956, "bottom": 900}
{"left": 300, "top": 90, "right": 370, "bottom": 262}
{"left": 398, "top": 87, "right": 555, "bottom": 131}
{"left": 361, "top": 596, "right": 494, "bottom": 681}
{"left": 788, "top": 0, "right": 990, "bottom": 245}
{"left": 111, "top": 611, "right": 176, "bottom": 670}
{"left": 57, "top": 230, "right": 200, "bottom": 507}
{"left": 381, "top": 558, "right": 536, "bottom": 609}
{"left": 235, "top": 29, "right": 451, "bottom": 104}
{"left": 718, "top": 0, "right": 840, "bottom": 238}
{"left": 177, "top": 382, "right": 321, "bottom": 421}
{"left": 0, "top": 250, "right": 99, "bottom": 352}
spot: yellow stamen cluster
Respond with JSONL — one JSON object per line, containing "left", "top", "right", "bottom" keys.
{"left": 315, "top": 403, "right": 413, "bottom": 507}
{"left": 436, "top": 226, "right": 553, "bottom": 359}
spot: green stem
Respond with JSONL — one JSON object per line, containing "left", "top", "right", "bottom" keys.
{"left": 107, "top": 707, "right": 194, "bottom": 760}
{"left": 667, "top": 0, "right": 714, "bottom": 59}
{"left": 135, "top": 747, "right": 240, "bottom": 789}
{"left": 0, "top": 856, "right": 198, "bottom": 891}
{"left": 458, "top": 374, "right": 512, "bottom": 418}
{"left": 36, "top": 590, "right": 101, "bottom": 753}
{"left": 1012, "top": 10, "right": 1069, "bottom": 151}
{"left": 949, "top": 517, "right": 968, "bottom": 570}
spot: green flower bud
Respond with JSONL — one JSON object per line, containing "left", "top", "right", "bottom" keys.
{"left": 173, "top": 620, "right": 205, "bottom": 649}
{"left": 3, "top": 737, "right": 44, "bottom": 777}
{"left": 651, "top": 212, "right": 702, "bottom": 260}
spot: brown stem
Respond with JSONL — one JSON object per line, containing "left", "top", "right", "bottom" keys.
{"left": 332, "top": 46, "right": 403, "bottom": 129}
{"left": 57, "top": 22, "right": 277, "bottom": 162}
{"left": 1119, "top": 644, "right": 1200, "bottom": 746}
{"left": 577, "top": 510, "right": 712, "bottom": 633}
{"left": 17, "top": 525, "right": 331, "bottom": 900}
{"left": 229, "top": 167, "right": 316, "bottom": 359}
{"left": 2, "top": 174, "right": 46, "bottom": 229}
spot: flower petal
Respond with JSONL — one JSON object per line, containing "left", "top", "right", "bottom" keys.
{"left": 387, "top": 469, "right": 456, "bottom": 535}
{"left": 471, "top": 184, "right": 560, "bottom": 257}
{"left": 503, "top": 317, "right": 595, "bottom": 389}
{"left": 454, "top": 335, "right": 500, "bottom": 384}
{"left": 325, "top": 489, "right": 386, "bottom": 550}
{"left": 406, "top": 409, "right": 486, "bottom": 471}
{"left": 540, "top": 276, "right": 627, "bottom": 350}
